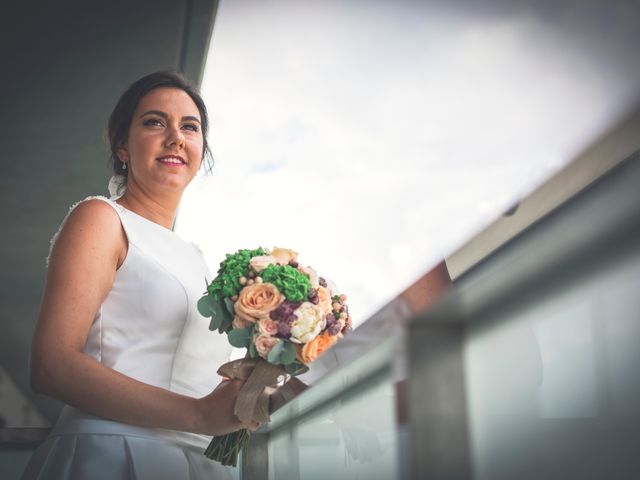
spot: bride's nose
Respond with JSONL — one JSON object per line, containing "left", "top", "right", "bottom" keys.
{"left": 165, "top": 128, "right": 185, "bottom": 149}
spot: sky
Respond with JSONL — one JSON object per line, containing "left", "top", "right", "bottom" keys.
{"left": 175, "top": 0, "right": 640, "bottom": 326}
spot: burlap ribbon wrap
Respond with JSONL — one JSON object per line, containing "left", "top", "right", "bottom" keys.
{"left": 217, "top": 358, "right": 298, "bottom": 424}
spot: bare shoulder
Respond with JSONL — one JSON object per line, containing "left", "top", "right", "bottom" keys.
{"left": 50, "top": 198, "right": 127, "bottom": 268}
{"left": 65, "top": 198, "right": 121, "bottom": 227}
{"left": 59, "top": 199, "right": 122, "bottom": 243}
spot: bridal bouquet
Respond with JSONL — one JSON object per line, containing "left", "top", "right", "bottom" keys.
{"left": 197, "top": 247, "right": 351, "bottom": 466}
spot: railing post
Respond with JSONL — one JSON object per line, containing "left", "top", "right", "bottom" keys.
{"left": 241, "top": 431, "right": 269, "bottom": 480}
{"left": 407, "top": 320, "right": 471, "bottom": 480}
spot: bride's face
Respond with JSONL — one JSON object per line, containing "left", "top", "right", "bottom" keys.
{"left": 118, "top": 87, "right": 204, "bottom": 194}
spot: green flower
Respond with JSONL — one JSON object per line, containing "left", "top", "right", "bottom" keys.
{"left": 261, "top": 264, "right": 311, "bottom": 302}
{"left": 207, "top": 248, "right": 266, "bottom": 301}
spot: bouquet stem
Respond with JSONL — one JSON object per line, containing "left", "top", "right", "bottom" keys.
{"left": 204, "top": 428, "right": 250, "bottom": 467}
{"left": 202, "top": 358, "right": 290, "bottom": 467}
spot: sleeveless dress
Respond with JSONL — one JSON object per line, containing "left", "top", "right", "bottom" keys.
{"left": 22, "top": 196, "right": 235, "bottom": 480}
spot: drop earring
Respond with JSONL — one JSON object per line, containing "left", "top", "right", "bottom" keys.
{"left": 122, "top": 162, "right": 127, "bottom": 170}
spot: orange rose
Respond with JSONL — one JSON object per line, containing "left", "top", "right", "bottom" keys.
{"left": 316, "top": 286, "right": 333, "bottom": 316}
{"left": 235, "top": 283, "right": 284, "bottom": 323}
{"left": 299, "top": 332, "right": 338, "bottom": 364}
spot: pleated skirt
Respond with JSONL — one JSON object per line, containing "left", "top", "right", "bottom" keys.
{"left": 21, "top": 433, "right": 234, "bottom": 480}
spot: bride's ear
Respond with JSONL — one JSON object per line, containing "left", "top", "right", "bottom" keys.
{"left": 117, "top": 143, "right": 129, "bottom": 163}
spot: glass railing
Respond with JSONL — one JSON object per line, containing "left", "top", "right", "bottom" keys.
{"left": 241, "top": 150, "right": 640, "bottom": 479}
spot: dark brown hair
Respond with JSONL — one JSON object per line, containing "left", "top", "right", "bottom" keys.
{"left": 108, "top": 71, "right": 213, "bottom": 177}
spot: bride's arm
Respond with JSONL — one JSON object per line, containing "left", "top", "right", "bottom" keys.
{"left": 30, "top": 199, "right": 247, "bottom": 436}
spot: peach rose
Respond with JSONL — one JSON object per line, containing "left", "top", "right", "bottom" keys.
{"left": 271, "top": 247, "right": 298, "bottom": 265}
{"left": 258, "top": 318, "right": 278, "bottom": 336}
{"left": 255, "top": 334, "right": 279, "bottom": 359}
{"left": 250, "top": 255, "right": 277, "bottom": 272}
{"left": 300, "top": 332, "right": 338, "bottom": 364}
{"left": 232, "top": 316, "right": 252, "bottom": 329}
{"left": 235, "top": 283, "right": 284, "bottom": 323}
{"left": 316, "top": 286, "right": 333, "bottom": 316}
{"left": 298, "top": 265, "right": 319, "bottom": 287}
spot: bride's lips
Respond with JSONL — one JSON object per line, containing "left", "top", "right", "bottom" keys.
{"left": 157, "top": 155, "right": 186, "bottom": 167}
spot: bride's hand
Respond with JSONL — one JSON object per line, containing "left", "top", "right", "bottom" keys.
{"left": 193, "top": 379, "right": 259, "bottom": 435}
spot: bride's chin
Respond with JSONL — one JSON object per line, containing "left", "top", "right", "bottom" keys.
{"left": 154, "top": 173, "right": 193, "bottom": 189}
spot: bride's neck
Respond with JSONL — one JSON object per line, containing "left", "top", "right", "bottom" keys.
{"left": 117, "top": 186, "right": 181, "bottom": 230}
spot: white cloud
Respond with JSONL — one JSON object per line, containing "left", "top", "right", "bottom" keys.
{"left": 177, "top": 0, "right": 640, "bottom": 325}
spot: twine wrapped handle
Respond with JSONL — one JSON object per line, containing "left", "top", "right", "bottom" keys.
{"left": 217, "top": 357, "right": 296, "bottom": 425}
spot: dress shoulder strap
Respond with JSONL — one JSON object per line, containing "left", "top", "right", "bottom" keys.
{"left": 46, "top": 195, "right": 129, "bottom": 266}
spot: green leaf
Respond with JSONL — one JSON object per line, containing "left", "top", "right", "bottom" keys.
{"left": 249, "top": 340, "right": 258, "bottom": 358}
{"left": 209, "top": 301, "right": 232, "bottom": 333}
{"left": 280, "top": 341, "right": 296, "bottom": 365}
{"left": 201, "top": 295, "right": 233, "bottom": 333}
{"left": 285, "top": 361, "right": 309, "bottom": 376}
{"left": 218, "top": 316, "right": 232, "bottom": 334}
{"left": 223, "top": 298, "right": 236, "bottom": 317}
{"left": 227, "top": 328, "right": 252, "bottom": 348}
{"left": 267, "top": 340, "right": 285, "bottom": 364}
{"left": 266, "top": 340, "right": 296, "bottom": 365}
{"left": 219, "top": 310, "right": 237, "bottom": 334}
{"left": 208, "top": 315, "right": 222, "bottom": 331}
{"left": 197, "top": 295, "right": 216, "bottom": 317}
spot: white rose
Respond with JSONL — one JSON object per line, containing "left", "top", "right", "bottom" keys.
{"left": 325, "top": 278, "right": 339, "bottom": 297}
{"left": 290, "top": 302, "right": 326, "bottom": 344}
{"left": 250, "top": 255, "right": 277, "bottom": 272}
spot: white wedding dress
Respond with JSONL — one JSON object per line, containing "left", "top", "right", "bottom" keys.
{"left": 22, "top": 196, "right": 235, "bottom": 480}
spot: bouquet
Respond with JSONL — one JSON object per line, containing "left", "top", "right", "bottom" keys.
{"left": 197, "top": 247, "right": 351, "bottom": 466}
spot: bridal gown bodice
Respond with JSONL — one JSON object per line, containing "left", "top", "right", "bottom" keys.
{"left": 84, "top": 196, "right": 226, "bottom": 401}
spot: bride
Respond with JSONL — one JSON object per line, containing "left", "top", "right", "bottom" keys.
{"left": 22, "top": 71, "right": 256, "bottom": 479}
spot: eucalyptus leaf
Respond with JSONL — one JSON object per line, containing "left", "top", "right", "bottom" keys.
{"left": 211, "top": 301, "right": 232, "bottom": 331}
{"left": 249, "top": 341, "right": 258, "bottom": 358}
{"left": 285, "top": 361, "right": 309, "bottom": 376}
{"left": 208, "top": 315, "right": 222, "bottom": 331}
{"left": 227, "top": 328, "right": 252, "bottom": 348}
{"left": 280, "top": 341, "right": 296, "bottom": 365}
{"left": 197, "top": 295, "right": 216, "bottom": 317}
{"left": 223, "top": 298, "right": 236, "bottom": 317}
{"left": 219, "top": 315, "right": 233, "bottom": 334}
{"left": 267, "top": 340, "right": 285, "bottom": 364}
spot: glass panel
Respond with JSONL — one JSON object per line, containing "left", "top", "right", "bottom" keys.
{"left": 465, "top": 247, "right": 640, "bottom": 479}
{"left": 268, "top": 370, "right": 398, "bottom": 480}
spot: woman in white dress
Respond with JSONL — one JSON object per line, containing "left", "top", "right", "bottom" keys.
{"left": 22, "top": 71, "right": 256, "bottom": 479}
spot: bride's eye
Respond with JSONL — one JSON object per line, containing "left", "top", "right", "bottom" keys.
{"left": 143, "top": 118, "right": 164, "bottom": 127}
{"left": 182, "top": 123, "right": 199, "bottom": 132}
